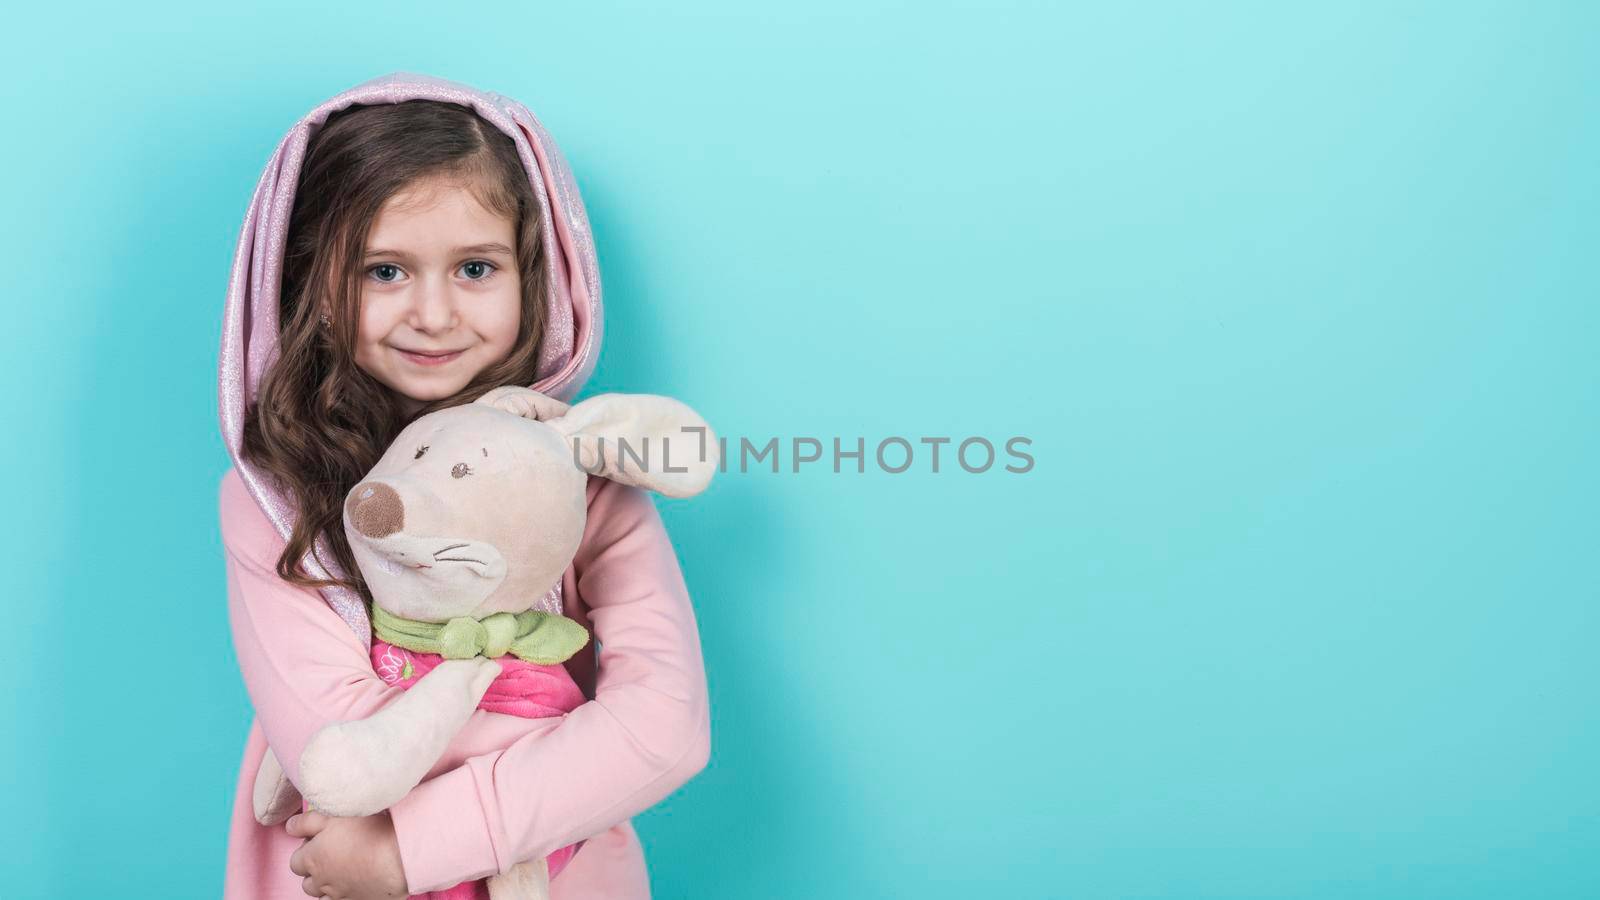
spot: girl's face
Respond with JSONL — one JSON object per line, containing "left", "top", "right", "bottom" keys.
{"left": 344, "top": 174, "right": 522, "bottom": 416}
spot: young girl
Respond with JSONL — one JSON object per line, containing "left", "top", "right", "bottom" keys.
{"left": 218, "top": 72, "right": 712, "bottom": 899}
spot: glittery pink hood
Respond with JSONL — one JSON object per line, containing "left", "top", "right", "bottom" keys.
{"left": 217, "top": 71, "right": 603, "bottom": 648}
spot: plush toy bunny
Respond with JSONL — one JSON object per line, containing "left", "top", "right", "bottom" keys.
{"left": 248, "top": 386, "right": 718, "bottom": 900}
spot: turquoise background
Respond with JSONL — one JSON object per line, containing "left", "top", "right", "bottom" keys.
{"left": 3, "top": 2, "right": 1596, "bottom": 898}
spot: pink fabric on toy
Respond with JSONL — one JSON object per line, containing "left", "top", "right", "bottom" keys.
{"left": 369, "top": 638, "right": 589, "bottom": 898}
{"left": 373, "top": 639, "right": 589, "bottom": 719}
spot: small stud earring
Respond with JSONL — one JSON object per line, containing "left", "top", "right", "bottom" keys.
{"left": 319, "top": 314, "right": 332, "bottom": 328}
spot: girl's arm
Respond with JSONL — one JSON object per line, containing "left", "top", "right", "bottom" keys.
{"left": 220, "top": 469, "right": 712, "bottom": 894}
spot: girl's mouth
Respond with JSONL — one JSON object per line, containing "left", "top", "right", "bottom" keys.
{"left": 397, "top": 347, "right": 466, "bottom": 367}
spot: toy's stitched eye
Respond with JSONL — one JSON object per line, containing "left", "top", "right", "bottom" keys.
{"left": 415, "top": 445, "right": 429, "bottom": 459}
{"left": 482, "top": 447, "right": 488, "bottom": 457}
{"left": 451, "top": 463, "right": 472, "bottom": 478}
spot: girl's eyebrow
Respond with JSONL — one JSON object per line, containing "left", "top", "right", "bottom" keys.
{"left": 364, "top": 242, "right": 514, "bottom": 259}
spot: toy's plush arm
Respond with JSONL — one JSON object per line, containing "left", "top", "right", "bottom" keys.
{"left": 295, "top": 657, "right": 502, "bottom": 817}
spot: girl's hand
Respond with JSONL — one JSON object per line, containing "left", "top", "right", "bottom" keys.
{"left": 286, "top": 809, "right": 409, "bottom": 900}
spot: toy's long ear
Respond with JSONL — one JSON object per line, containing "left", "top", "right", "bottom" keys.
{"left": 546, "top": 394, "right": 720, "bottom": 498}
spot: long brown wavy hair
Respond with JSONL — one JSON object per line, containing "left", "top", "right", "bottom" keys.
{"left": 240, "top": 99, "right": 548, "bottom": 600}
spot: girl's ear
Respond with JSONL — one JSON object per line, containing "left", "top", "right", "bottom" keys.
{"left": 546, "top": 394, "right": 720, "bottom": 498}
{"left": 474, "top": 386, "right": 572, "bottom": 421}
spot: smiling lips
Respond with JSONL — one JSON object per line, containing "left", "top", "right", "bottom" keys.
{"left": 397, "top": 347, "right": 466, "bottom": 366}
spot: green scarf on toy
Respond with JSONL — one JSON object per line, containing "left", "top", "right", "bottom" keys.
{"left": 370, "top": 602, "right": 590, "bottom": 666}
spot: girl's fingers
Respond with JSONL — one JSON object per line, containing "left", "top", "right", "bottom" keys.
{"left": 289, "top": 842, "right": 310, "bottom": 877}
{"left": 301, "top": 874, "right": 321, "bottom": 897}
{"left": 286, "top": 810, "right": 330, "bottom": 838}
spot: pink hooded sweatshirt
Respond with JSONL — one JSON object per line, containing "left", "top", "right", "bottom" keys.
{"left": 217, "top": 72, "right": 711, "bottom": 898}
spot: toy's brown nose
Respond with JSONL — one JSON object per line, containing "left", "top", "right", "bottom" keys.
{"left": 348, "top": 482, "right": 404, "bottom": 538}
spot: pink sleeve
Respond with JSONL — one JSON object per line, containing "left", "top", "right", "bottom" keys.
{"left": 386, "top": 474, "right": 712, "bottom": 891}
{"left": 219, "top": 466, "right": 710, "bottom": 893}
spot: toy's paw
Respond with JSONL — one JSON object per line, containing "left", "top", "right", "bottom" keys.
{"left": 475, "top": 385, "right": 570, "bottom": 421}
{"left": 486, "top": 856, "right": 552, "bottom": 900}
{"left": 297, "top": 723, "right": 405, "bottom": 817}
{"left": 469, "top": 656, "right": 503, "bottom": 698}
{"left": 251, "top": 747, "right": 302, "bottom": 826}
{"left": 424, "top": 656, "right": 502, "bottom": 704}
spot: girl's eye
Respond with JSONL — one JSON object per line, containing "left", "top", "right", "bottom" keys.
{"left": 369, "top": 263, "right": 404, "bottom": 284}
{"left": 460, "top": 260, "right": 497, "bottom": 281}
{"left": 366, "top": 261, "right": 497, "bottom": 284}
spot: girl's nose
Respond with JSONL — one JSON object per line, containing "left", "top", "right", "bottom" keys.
{"left": 410, "top": 277, "right": 458, "bottom": 333}
{"left": 348, "top": 482, "right": 405, "bottom": 538}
